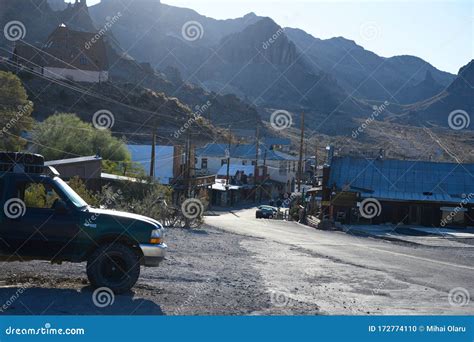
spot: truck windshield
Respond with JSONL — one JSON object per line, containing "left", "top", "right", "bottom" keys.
{"left": 53, "top": 177, "right": 88, "bottom": 209}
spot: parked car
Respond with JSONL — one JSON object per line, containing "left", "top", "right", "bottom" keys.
{"left": 256, "top": 205, "right": 278, "bottom": 219}
{"left": 0, "top": 152, "right": 167, "bottom": 293}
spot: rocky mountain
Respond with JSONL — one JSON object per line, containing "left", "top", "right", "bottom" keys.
{"left": 0, "top": 0, "right": 97, "bottom": 49}
{"left": 87, "top": 1, "right": 362, "bottom": 115}
{"left": 85, "top": 0, "right": 462, "bottom": 120}
{"left": 396, "top": 70, "right": 445, "bottom": 105}
{"left": 0, "top": 0, "right": 262, "bottom": 132}
{"left": 46, "top": 0, "right": 67, "bottom": 11}
{"left": 196, "top": 18, "right": 356, "bottom": 114}
{"left": 397, "top": 60, "right": 474, "bottom": 129}
{"left": 284, "top": 28, "right": 455, "bottom": 104}
{"left": 2, "top": 0, "right": 471, "bottom": 150}
{"left": 88, "top": 0, "right": 260, "bottom": 77}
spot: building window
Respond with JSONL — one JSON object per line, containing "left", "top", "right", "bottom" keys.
{"left": 279, "top": 161, "right": 287, "bottom": 175}
{"left": 242, "top": 160, "right": 247, "bottom": 165}
{"left": 80, "top": 56, "right": 88, "bottom": 65}
{"left": 292, "top": 162, "right": 296, "bottom": 172}
{"left": 251, "top": 161, "right": 256, "bottom": 166}
{"left": 201, "top": 158, "right": 208, "bottom": 169}
{"left": 221, "top": 159, "right": 227, "bottom": 166}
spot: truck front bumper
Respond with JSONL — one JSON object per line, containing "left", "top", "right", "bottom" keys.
{"left": 139, "top": 243, "right": 167, "bottom": 267}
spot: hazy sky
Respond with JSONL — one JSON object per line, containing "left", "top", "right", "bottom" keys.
{"left": 71, "top": 0, "right": 473, "bottom": 74}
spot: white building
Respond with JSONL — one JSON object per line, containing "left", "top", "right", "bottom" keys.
{"left": 195, "top": 143, "right": 298, "bottom": 194}
{"left": 127, "top": 145, "right": 175, "bottom": 185}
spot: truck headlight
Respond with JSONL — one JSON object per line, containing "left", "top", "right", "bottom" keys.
{"left": 150, "top": 228, "right": 164, "bottom": 244}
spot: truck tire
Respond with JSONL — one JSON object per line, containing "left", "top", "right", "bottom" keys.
{"left": 86, "top": 243, "right": 140, "bottom": 294}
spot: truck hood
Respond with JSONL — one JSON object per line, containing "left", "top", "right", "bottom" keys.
{"left": 86, "top": 207, "right": 162, "bottom": 229}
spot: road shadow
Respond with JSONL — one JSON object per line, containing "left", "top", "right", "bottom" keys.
{"left": 0, "top": 286, "right": 164, "bottom": 315}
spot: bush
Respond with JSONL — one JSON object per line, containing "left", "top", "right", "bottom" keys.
{"left": 68, "top": 176, "right": 99, "bottom": 207}
{"left": 0, "top": 71, "right": 33, "bottom": 151}
{"left": 32, "top": 113, "right": 130, "bottom": 163}
{"left": 95, "top": 181, "right": 172, "bottom": 222}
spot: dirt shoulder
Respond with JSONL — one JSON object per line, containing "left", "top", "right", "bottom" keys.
{"left": 0, "top": 225, "right": 316, "bottom": 315}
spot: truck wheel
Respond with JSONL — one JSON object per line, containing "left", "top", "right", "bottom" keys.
{"left": 87, "top": 243, "right": 140, "bottom": 294}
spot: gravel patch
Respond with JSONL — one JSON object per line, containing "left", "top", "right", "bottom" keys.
{"left": 0, "top": 226, "right": 275, "bottom": 315}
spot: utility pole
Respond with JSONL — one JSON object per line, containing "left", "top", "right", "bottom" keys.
{"left": 262, "top": 143, "right": 267, "bottom": 202}
{"left": 186, "top": 131, "right": 192, "bottom": 197}
{"left": 150, "top": 131, "right": 156, "bottom": 179}
{"left": 254, "top": 127, "right": 259, "bottom": 202}
{"left": 313, "top": 135, "right": 318, "bottom": 186}
{"left": 297, "top": 112, "right": 305, "bottom": 192}
{"left": 226, "top": 126, "right": 231, "bottom": 187}
{"left": 314, "top": 135, "right": 318, "bottom": 167}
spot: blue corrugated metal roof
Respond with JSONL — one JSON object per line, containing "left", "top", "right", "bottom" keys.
{"left": 196, "top": 143, "right": 298, "bottom": 161}
{"left": 329, "top": 157, "right": 474, "bottom": 204}
{"left": 263, "top": 137, "right": 291, "bottom": 146}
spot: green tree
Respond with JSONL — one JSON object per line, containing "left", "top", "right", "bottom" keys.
{"left": 68, "top": 176, "right": 99, "bottom": 207}
{"left": 32, "top": 113, "right": 130, "bottom": 163}
{"left": 0, "top": 71, "right": 33, "bottom": 151}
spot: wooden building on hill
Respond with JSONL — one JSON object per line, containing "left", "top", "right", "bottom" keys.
{"left": 12, "top": 24, "right": 109, "bottom": 83}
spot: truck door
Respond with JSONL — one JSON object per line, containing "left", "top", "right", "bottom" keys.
{"left": 0, "top": 178, "right": 9, "bottom": 254}
{"left": 2, "top": 175, "right": 80, "bottom": 260}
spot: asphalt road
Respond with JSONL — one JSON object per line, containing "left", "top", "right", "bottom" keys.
{"left": 1, "top": 208, "right": 472, "bottom": 316}
{"left": 206, "top": 208, "right": 474, "bottom": 315}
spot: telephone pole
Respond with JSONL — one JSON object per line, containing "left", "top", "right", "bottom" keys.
{"left": 314, "top": 135, "right": 318, "bottom": 167}
{"left": 226, "top": 126, "right": 231, "bottom": 187}
{"left": 185, "top": 132, "right": 190, "bottom": 197}
{"left": 254, "top": 126, "right": 259, "bottom": 202}
{"left": 297, "top": 112, "right": 305, "bottom": 192}
{"left": 150, "top": 131, "right": 156, "bottom": 179}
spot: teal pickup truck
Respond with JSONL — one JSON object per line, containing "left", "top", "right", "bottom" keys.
{"left": 0, "top": 152, "right": 167, "bottom": 293}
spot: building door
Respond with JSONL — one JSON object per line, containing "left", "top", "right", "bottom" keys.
{"left": 421, "top": 206, "right": 434, "bottom": 226}
{"left": 409, "top": 206, "right": 422, "bottom": 225}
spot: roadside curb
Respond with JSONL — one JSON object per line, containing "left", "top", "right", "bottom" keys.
{"left": 342, "top": 227, "right": 423, "bottom": 246}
